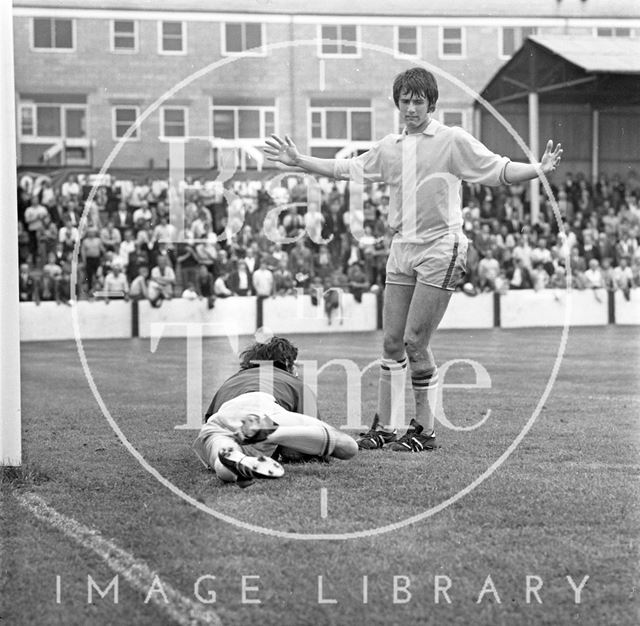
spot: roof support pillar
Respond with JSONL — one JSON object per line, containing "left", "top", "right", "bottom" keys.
{"left": 528, "top": 90, "right": 540, "bottom": 225}
{"left": 473, "top": 105, "right": 482, "bottom": 139}
{"left": 591, "top": 108, "right": 599, "bottom": 182}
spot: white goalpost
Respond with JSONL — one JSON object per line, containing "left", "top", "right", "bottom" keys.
{"left": 0, "top": 1, "right": 22, "bottom": 467}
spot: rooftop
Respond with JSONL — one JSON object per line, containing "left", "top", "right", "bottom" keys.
{"left": 12, "top": 0, "right": 640, "bottom": 18}
{"left": 530, "top": 34, "right": 640, "bottom": 73}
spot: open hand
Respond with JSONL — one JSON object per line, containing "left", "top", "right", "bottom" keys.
{"left": 540, "top": 140, "right": 563, "bottom": 174}
{"left": 264, "top": 134, "right": 300, "bottom": 167}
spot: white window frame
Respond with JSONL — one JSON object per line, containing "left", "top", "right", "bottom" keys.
{"left": 220, "top": 22, "right": 266, "bottom": 57}
{"left": 18, "top": 103, "right": 88, "bottom": 142}
{"left": 19, "top": 103, "right": 36, "bottom": 138}
{"left": 317, "top": 24, "right": 362, "bottom": 58}
{"left": 158, "top": 21, "right": 187, "bottom": 55}
{"left": 110, "top": 19, "right": 139, "bottom": 53}
{"left": 394, "top": 25, "right": 421, "bottom": 59}
{"left": 112, "top": 106, "right": 141, "bottom": 142}
{"left": 498, "top": 26, "right": 538, "bottom": 59}
{"left": 30, "top": 17, "right": 76, "bottom": 52}
{"left": 211, "top": 105, "right": 276, "bottom": 140}
{"left": 439, "top": 26, "right": 465, "bottom": 59}
{"left": 440, "top": 109, "right": 467, "bottom": 130}
{"left": 307, "top": 105, "right": 374, "bottom": 153}
{"left": 160, "top": 106, "right": 188, "bottom": 140}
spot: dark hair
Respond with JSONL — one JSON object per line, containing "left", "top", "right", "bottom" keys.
{"left": 392, "top": 67, "right": 438, "bottom": 112}
{"left": 239, "top": 336, "right": 298, "bottom": 373}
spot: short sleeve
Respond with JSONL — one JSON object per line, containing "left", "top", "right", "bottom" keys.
{"left": 333, "top": 141, "right": 385, "bottom": 183}
{"left": 449, "top": 127, "right": 510, "bottom": 186}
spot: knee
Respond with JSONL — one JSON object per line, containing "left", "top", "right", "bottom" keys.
{"left": 403, "top": 331, "right": 425, "bottom": 360}
{"left": 332, "top": 434, "right": 358, "bottom": 460}
{"left": 382, "top": 333, "right": 404, "bottom": 359}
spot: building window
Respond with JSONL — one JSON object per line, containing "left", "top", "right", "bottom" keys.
{"left": 500, "top": 26, "right": 537, "bottom": 57}
{"left": 595, "top": 27, "right": 632, "bottom": 37}
{"left": 212, "top": 106, "right": 275, "bottom": 139}
{"left": 112, "top": 107, "right": 140, "bottom": 140}
{"left": 222, "top": 23, "right": 264, "bottom": 55}
{"left": 32, "top": 18, "right": 74, "bottom": 50}
{"left": 159, "top": 21, "right": 185, "bottom": 54}
{"left": 19, "top": 103, "right": 86, "bottom": 139}
{"left": 112, "top": 20, "right": 138, "bottom": 52}
{"left": 161, "top": 107, "right": 187, "bottom": 138}
{"left": 309, "top": 104, "right": 372, "bottom": 156}
{"left": 20, "top": 105, "right": 35, "bottom": 136}
{"left": 441, "top": 110, "right": 465, "bottom": 128}
{"left": 440, "top": 26, "right": 464, "bottom": 58}
{"left": 396, "top": 26, "right": 419, "bottom": 57}
{"left": 319, "top": 25, "right": 360, "bottom": 56}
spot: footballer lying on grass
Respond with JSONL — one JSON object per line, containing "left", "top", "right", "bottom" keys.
{"left": 193, "top": 336, "right": 358, "bottom": 487}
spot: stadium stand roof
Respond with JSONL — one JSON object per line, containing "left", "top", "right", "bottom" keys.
{"left": 12, "top": 0, "right": 640, "bottom": 18}
{"left": 479, "top": 35, "right": 640, "bottom": 106}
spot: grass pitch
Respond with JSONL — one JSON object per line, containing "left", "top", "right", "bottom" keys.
{"left": 2, "top": 326, "right": 639, "bottom": 625}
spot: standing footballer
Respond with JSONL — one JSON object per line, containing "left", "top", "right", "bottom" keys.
{"left": 265, "top": 67, "right": 562, "bottom": 452}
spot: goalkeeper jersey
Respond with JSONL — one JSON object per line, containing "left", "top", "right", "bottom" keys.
{"left": 204, "top": 366, "right": 318, "bottom": 420}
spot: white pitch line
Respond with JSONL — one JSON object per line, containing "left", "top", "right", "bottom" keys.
{"left": 16, "top": 492, "right": 221, "bottom": 626}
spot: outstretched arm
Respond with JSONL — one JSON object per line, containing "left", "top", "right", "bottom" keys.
{"left": 504, "top": 140, "right": 563, "bottom": 184}
{"left": 264, "top": 134, "right": 337, "bottom": 178}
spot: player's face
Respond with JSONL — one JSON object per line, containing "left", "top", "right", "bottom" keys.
{"left": 398, "top": 90, "right": 431, "bottom": 134}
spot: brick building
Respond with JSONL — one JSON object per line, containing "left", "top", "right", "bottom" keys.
{"left": 12, "top": 0, "right": 640, "bottom": 174}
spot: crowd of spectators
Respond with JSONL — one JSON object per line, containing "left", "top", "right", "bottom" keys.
{"left": 16, "top": 166, "right": 640, "bottom": 315}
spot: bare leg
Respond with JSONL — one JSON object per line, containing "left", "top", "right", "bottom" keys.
{"left": 376, "top": 283, "right": 414, "bottom": 426}
{"left": 403, "top": 283, "right": 452, "bottom": 433}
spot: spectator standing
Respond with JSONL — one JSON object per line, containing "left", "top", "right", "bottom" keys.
{"left": 228, "top": 259, "right": 253, "bottom": 296}
{"left": 38, "top": 213, "right": 58, "bottom": 263}
{"left": 613, "top": 258, "right": 634, "bottom": 299}
{"left": 617, "top": 233, "right": 638, "bottom": 264}
{"left": 196, "top": 264, "right": 216, "bottom": 309}
{"left": 549, "top": 265, "right": 568, "bottom": 289}
{"left": 113, "top": 201, "right": 133, "bottom": 235}
{"left": 61, "top": 174, "right": 80, "bottom": 201}
{"left": 24, "top": 195, "right": 49, "bottom": 264}
{"left": 507, "top": 257, "right": 533, "bottom": 290}
{"left": 314, "top": 244, "right": 334, "bottom": 281}
{"left": 584, "top": 259, "right": 604, "bottom": 290}
{"left": 531, "top": 262, "right": 550, "bottom": 291}
{"left": 129, "top": 266, "right": 150, "bottom": 301}
{"left": 252, "top": 259, "right": 274, "bottom": 297}
{"left": 100, "top": 219, "right": 122, "bottom": 252}
{"left": 176, "top": 242, "right": 201, "bottom": 293}
{"left": 213, "top": 270, "right": 233, "bottom": 298}
{"left": 512, "top": 234, "right": 533, "bottom": 270}
{"left": 103, "top": 263, "right": 129, "bottom": 300}
{"left": 273, "top": 258, "right": 295, "bottom": 296}
{"left": 18, "top": 221, "right": 30, "bottom": 264}
{"left": 81, "top": 227, "right": 105, "bottom": 295}
{"left": 347, "top": 262, "right": 370, "bottom": 303}
{"left": 477, "top": 249, "right": 501, "bottom": 291}
{"left": 148, "top": 255, "right": 176, "bottom": 306}
{"left": 132, "top": 201, "right": 152, "bottom": 230}
{"left": 19, "top": 263, "right": 39, "bottom": 303}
